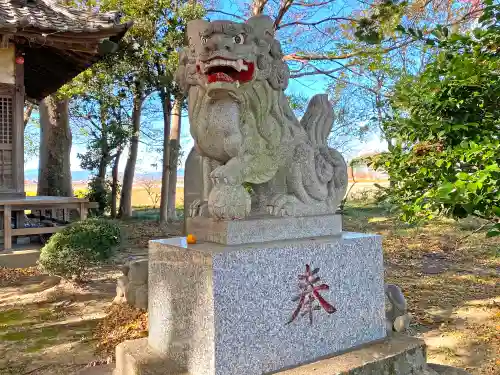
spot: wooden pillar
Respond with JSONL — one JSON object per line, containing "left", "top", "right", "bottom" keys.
{"left": 12, "top": 45, "right": 24, "bottom": 196}
{"left": 79, "top": 202, "right": 88, "bottom": 220}
{"left": 3, "top": 204, "right": 11, "bottom": 249}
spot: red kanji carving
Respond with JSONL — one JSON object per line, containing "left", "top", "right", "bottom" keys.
{"left": 287, "top": 264, "right": 337, "bottom": 325}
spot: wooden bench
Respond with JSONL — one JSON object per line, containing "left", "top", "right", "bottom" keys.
{"left": 0, "top": 196, "right": 98, "bottom": 250}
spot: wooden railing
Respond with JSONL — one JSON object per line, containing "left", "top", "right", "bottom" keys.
{"left": 0, "top": 196, "right": 98, "bottom": 250}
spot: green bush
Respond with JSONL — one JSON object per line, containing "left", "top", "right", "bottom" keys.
{"left": 38, "top": 218, "right": 122, "bottom": 280}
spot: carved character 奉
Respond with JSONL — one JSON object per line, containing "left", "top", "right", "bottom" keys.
{"left": 176, "top": 15, "right": 348, "bottom": 220}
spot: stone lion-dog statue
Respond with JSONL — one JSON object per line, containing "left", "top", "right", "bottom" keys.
{"left": 176, "top": 15, "right": 348, "bottom": 220}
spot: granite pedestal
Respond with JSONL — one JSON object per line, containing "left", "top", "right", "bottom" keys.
{"left": 145, "top": 225, "right": 385, "bottom": 375}
{"left": 113, "top": 214, "right": 472, "bottom": 375}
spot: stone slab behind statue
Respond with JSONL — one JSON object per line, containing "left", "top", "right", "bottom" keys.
{"left": 146, "top": 232, "right": 385, "bottom": 375}
{"left": 113, "top": 334, "right": 454, "bottom": 375}
{"left": 183, "top": 147, "right": 203, "bottom": 235}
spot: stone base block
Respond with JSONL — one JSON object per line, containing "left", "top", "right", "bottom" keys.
{"left": 148, "top": 232, "right": 385, "bottom": 375}
{"left": 279, "top": 334, "right": 426, "bottom": 375}
{"left": 114, "top": 335, "right": 431, "bottom": 375}
{"left": 186, "top": 214, "right": 342, "bottom": 245}
{"left": 114, "top": 338, "right": 187, "bottom": 375}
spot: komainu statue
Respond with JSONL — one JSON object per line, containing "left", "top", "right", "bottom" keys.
{"left": 176, "top": 15, "right": 348, "bottom": 220}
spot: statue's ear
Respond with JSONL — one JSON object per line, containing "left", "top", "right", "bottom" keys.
{"left": 246, "top": 15, "right": 274, "bottom": 40}
{"left": 187, "top": 19, "right": 209, "bottom": 52}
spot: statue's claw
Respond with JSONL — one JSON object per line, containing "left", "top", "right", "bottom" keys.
{"left": 189, "top": 199, "right": 200, "bottom": 217}
{"left": 189, "top": 199, "right": 209, "bottom": 217}
{"left": 266, "top": 194, "right": 298, "bottom": 217}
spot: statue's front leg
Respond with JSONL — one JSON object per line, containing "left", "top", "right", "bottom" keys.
{"left": 206, "top": 153, "right": 279, "bottom": 220}
{"left": 210, "top": 153, "right": 279, "bottom": 186}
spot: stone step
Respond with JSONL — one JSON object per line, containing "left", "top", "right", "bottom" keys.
{"left": 75, "top": 364, "right": 113, "bottom": 375}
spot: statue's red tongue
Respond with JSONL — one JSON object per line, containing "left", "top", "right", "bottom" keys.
{"left": 208, "top": 72, "right": 234, "bottom": 83}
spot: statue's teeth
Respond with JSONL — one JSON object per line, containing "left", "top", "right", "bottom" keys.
{"left": 237, "top": 59, "right": 248, "bottom": 71}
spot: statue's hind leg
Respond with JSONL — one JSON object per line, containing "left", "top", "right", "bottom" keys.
{"left": 251, "top": 169, "right": 287, "bottom": 214}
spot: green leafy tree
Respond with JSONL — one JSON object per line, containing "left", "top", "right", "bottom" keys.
{"left": 95, "top": 0, "right": 204, "bottom": 220}
{"left": 370, "top": 2, "right": 500, "bottom": 236}
{"left": 69, "top": 63, "right": 131, "bottom": 216}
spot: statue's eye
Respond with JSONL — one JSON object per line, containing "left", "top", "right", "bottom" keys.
{"left": 233, "top": 34, "right": 245, "bottom": 44}
{"left": 201, "top": 36, "right": 208, "bottom": 44}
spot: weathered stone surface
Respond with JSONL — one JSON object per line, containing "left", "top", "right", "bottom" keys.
{"left": 77, "top": 364, "right": 113, "bottom": 375}
{"left": 427, "top": 364, "right": 472, "bottom": 375}
{"left": 114, "top": 335, "right": 437, "bottom": 375}
{"left": 385, "top": 284, "right": 411, "bottom": 334}
{"left": 183, "top": 147, "right": 204, "bottom": 234}
{"left": 134, "top": 285, "right": 148, "bottom": 310}
{"left": 208, "top": 183, "right": 251, "bottom": 220}
{"left": 147, "top": 232, "right": 385, "bottom": 375}
{"left": 176, "top": 16, "right": 348, "bottom": 220}
{"left": 279, "top": 335, "right": 426, "bottom": 375}
{"left": 114, "top": 259, "right": 148, "bottom": 309}
{"left": 128, "top": 260, "right": 148, "bottom": 285}
{"left": 114, "top": 338, "right": 187, "bottom": 375}
{"left": 186, "top": 214, "right": 342, "bottom": 245}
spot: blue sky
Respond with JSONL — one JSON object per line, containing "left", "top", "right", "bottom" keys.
{"left": 24, "top": 2, "right": 388, "bottom": 175}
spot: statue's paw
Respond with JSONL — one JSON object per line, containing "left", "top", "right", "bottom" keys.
{"left": 208, "top": 184, "right": 251, "bottom": 220}
{"left": 210, "top": 164, "right": 242, "bottom": 185}
{"left": 266, "top": 194, "right": 298, "bottom": 217}
{"left": 189, "top": 200, "right": 209, "bottom": 217}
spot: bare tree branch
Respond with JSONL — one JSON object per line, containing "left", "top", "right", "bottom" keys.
{"left": 278, "top": 16, "right": 355, "bottom": 30}
{"left": 283, "top": 39, "right": 414, "bottom": 62}
{"left": 273, "top": 0, "right": 294, "bottom": 30}
{"left": 252, "top": 0, "right": 269, "bottom": 16}
{"left": 206, "top": 9, "right": 246, "bottom": 20}
{"left": 290, "top": 64, "right": 347, "bottom": 78}
{"left": 293, "top": 0, "right": 335, "bottom": 7}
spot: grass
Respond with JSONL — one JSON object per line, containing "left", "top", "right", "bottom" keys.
{"left": 25, "top": 183, "right": 186, "bottom": 209}
{"left": 0, "top": 198, "right": 498, "bottom": 374}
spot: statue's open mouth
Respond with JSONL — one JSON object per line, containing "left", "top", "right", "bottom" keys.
{"left": 198, "top": 58, "right": 255, "bottom": 84}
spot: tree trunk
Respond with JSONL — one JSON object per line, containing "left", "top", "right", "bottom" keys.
{"left": 38, "top": 95, "right": 73, "bottom": 197}
{"left": 118, "top": 94, "right": 143, "bottom": 218}
{"left": 111, "top": 149, "right": 122, "bottom": 218}
{"left": 24, "top": 102, "right": 34, "bottom": 129}
{"left": 167, "top": 98, "right": 182, "bottom": 220}
{"left": 159, "top": 90, "right": 172, "bottom": 223}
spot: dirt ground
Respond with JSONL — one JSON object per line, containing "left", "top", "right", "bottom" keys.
{"left": 0, "top": 203, "right": 498, "bottom": 375}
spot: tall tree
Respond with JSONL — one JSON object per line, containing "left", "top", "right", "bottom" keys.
{"left": 166, "top": 98, "right": 182, "bottom": 220}
{"left": 159, "top": 87, "right": 172, "bottom": 223}
{"left": 37, "top": 94, "right": 73, "bottom": 197}
{"left": 69, "top": 65, "right": 130, "bottom": 214}
{"left": 119, "top": 83, "right": 146, "bottom": 217}
{"left": 96, "top": 0, "right": 203, "bottom": 219}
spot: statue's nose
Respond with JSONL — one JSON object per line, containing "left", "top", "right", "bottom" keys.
{"left": 205, "top": 35, "right": 232, "bottom": 52}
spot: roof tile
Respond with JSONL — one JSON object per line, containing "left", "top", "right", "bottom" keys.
{"left": 0, "top": 0, "right": 125, "bottom": 33}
